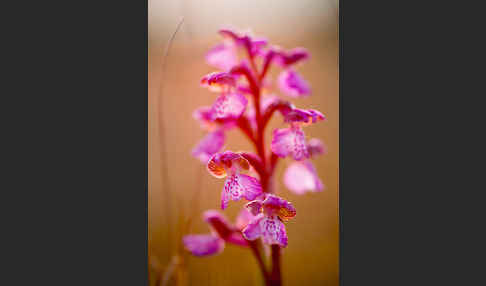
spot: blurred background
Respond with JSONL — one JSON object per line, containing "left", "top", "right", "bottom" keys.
{"left": 149, "top": 0, "right": 339, "bottom": 285}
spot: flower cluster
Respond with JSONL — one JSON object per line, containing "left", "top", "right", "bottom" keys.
{"left": 185, "top": 28, "right": 326, "bottom": 260}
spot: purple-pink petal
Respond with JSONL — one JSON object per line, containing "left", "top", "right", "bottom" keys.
{"left": 242, "top": 213, "right": 264, "bottom": 241}
{"left": 282, "top": 107, "right": 325, "bottom": 124}
{"left": 203, "top": 210, "right": 234, "bottom": 239}
{"left": 201, "top": 72, "right": 236, "bottom": 92}
{"left": 245, "top": 200, "right": 263, "bottom": 216}
{"left": 225, "top": 232, "right": 249, "bottom": 247}
{"left": 183, "top": 234, "right": 224, "bottom": 257}
{"left": 221, "top": 173, "right": 262, "bottom": 210}
{"left": 271, "top": 126, "right": 309, "bottom": 160}
{"left": 307, "top": 138, "right": 327, "bottom": 157}
{"left": 284, "top": 161, "right": 324, "bottom": 195}
{"left": 206, "top": 43, "right": 238, "bottom": 71}
{"left": 274, "top": 47, "right": 310, "bottom": 67}
{"left": 210, "top": 93, "right": 248, "bottom": 121}
{"left": 235, "top": 208, "right": 254, "bottom": 230}
{"left": 193, "top": 106, "right": 215, "bottom": 130}
{"left": 207, "top": 151, "right": 250, "bottom": 178}
{"left": 238, "top": 174, "right": 263, "bottom": 200}
{"left": 278, "top": 69, "right": 311, "bottom": 98}
{"left": 307, "top": 109, "right": 326, "bottom": 123}
{"left": 191, "top": 130, "right": 225, "bottom": 163}
{"left": 262, "top": 194, "right": 297, "bottom": 220}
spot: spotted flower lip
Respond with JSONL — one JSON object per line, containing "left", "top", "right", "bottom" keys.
{"left": 210, "top": 93, "right": 248, "bottom": 121}
{"left": 183, "top": 234, "right": 225, "bottom": 257}
{"left": 201, "top": 72, "right": 237, "bottom": 92}
{"left": 242, "top": 214, "right": 288, "bottom": 247}
{"left": 271, "top": 125, "right": 309, "bottom": 160}
{"left": 206, "top": 42, "right": 238, "bottom": 71}
{"left": 221, "top": 173, "right": 262, "bottom": 210}
{"left": 219, "top": 28, "right": 267, "bottom": 58}
{"left": 278, "top": 69, "right": 311, "bottom": 98}
{"left": 192, "top": 130, "right": 225, "bottom": 163}
{"left": 284, "top": 161, "right": 324, "bottom": 194}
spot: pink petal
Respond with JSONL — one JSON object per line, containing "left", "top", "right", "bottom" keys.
{"left": 262, "top": 194, "right": 297, "bottom": 221}
{"left": 284, "top": 161, "right": 324, "bottom": 195}
{"left": 307, "top": 109, "right": 326, "bottom": 123}
{"left": 235, "top": 208, "right": 255, "bottom": 230}
{"left": 225, "top": 232, "right": 249, "bottom": 247}
{"left": 307, "top": 138, "right": 327, "bottom": 157}
{"left": 274, "top": 47, "right": 310, "bottom": 67}
{"left": 203, "top": 210, "right": 234, "bottom": 239}
{"left": 210, "top": 93, "right": 248, "bottom": 121}
{"left": 238, "top": 174, "right": 263, "bottom": 200}
{"left": 278, "top": 69, "right": 310, "bottom": 98}
{"left": 221, "top": 173, "right": 262, "bottom": 210}
{"left": 207, "top": 151, "right": 250, "bottom": 178}
{"left": 245, "top": 200, "right": 263, "bottom": 216}
{"left": 260, "top": 215, "right": 288, "bottom": 247}
{"left": 282, "top": 107, "right": 325, "bottom": 124}
{"left": 183, "top": 234, "right": 224, "bottom": 257}
{"left": 271, "top": 126, "right": 309, "bottom": 160}
{"left": 193, "top": 106, "right": 215, "bottom": 130}
{"left": 206, "top": 43, "right": 238, "bottom": 71}
{"left": 191, "top": 130, "right": 225, "bottom": 163}
{"left": 242, "top": 213, "right": 264, "bottom": 241}
{"left": 200, "top": 72, "right": 236, "bottom": 92}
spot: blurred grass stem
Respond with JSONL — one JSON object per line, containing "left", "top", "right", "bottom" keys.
{"left": 157, "top": 17, "right": 184, "bottom": 258}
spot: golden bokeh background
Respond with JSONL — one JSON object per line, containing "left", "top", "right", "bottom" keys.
{"left": 149, "top": 1, "right": 339, "bottom": 285}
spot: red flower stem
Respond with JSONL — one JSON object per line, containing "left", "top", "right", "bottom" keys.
{"left": 248, "top": 239, "right": 271, "bottom": 285}
{"left": 269, "top": 245, "right": 282, "bottom": 286}
{"left": 269, "top": 153, "right": 280, "bottom": 174}
{"left": 250, "top": 54, "right": 282, "bottom": 286}
{"left": 236, "top": 116, "right": 255, "bottom": 142}
{"left": 260, "top": 51, "right": 275, "bottom": 82}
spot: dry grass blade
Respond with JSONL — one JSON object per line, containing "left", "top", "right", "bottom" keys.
{"left": 156, "top": 17, "right": 184, "bottom": 255}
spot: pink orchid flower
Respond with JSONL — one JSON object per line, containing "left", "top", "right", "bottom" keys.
{"left": 284, "top": 138, "right": 327, "bottom": 194}
{"left": 271, "top": 106, "right": 326, "bottom": 161}
{"left": 207, "top": 151, "right": 263, "bottom": 209}
{"left": 242, "top": 194, "right": 296, "bottom": 247}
